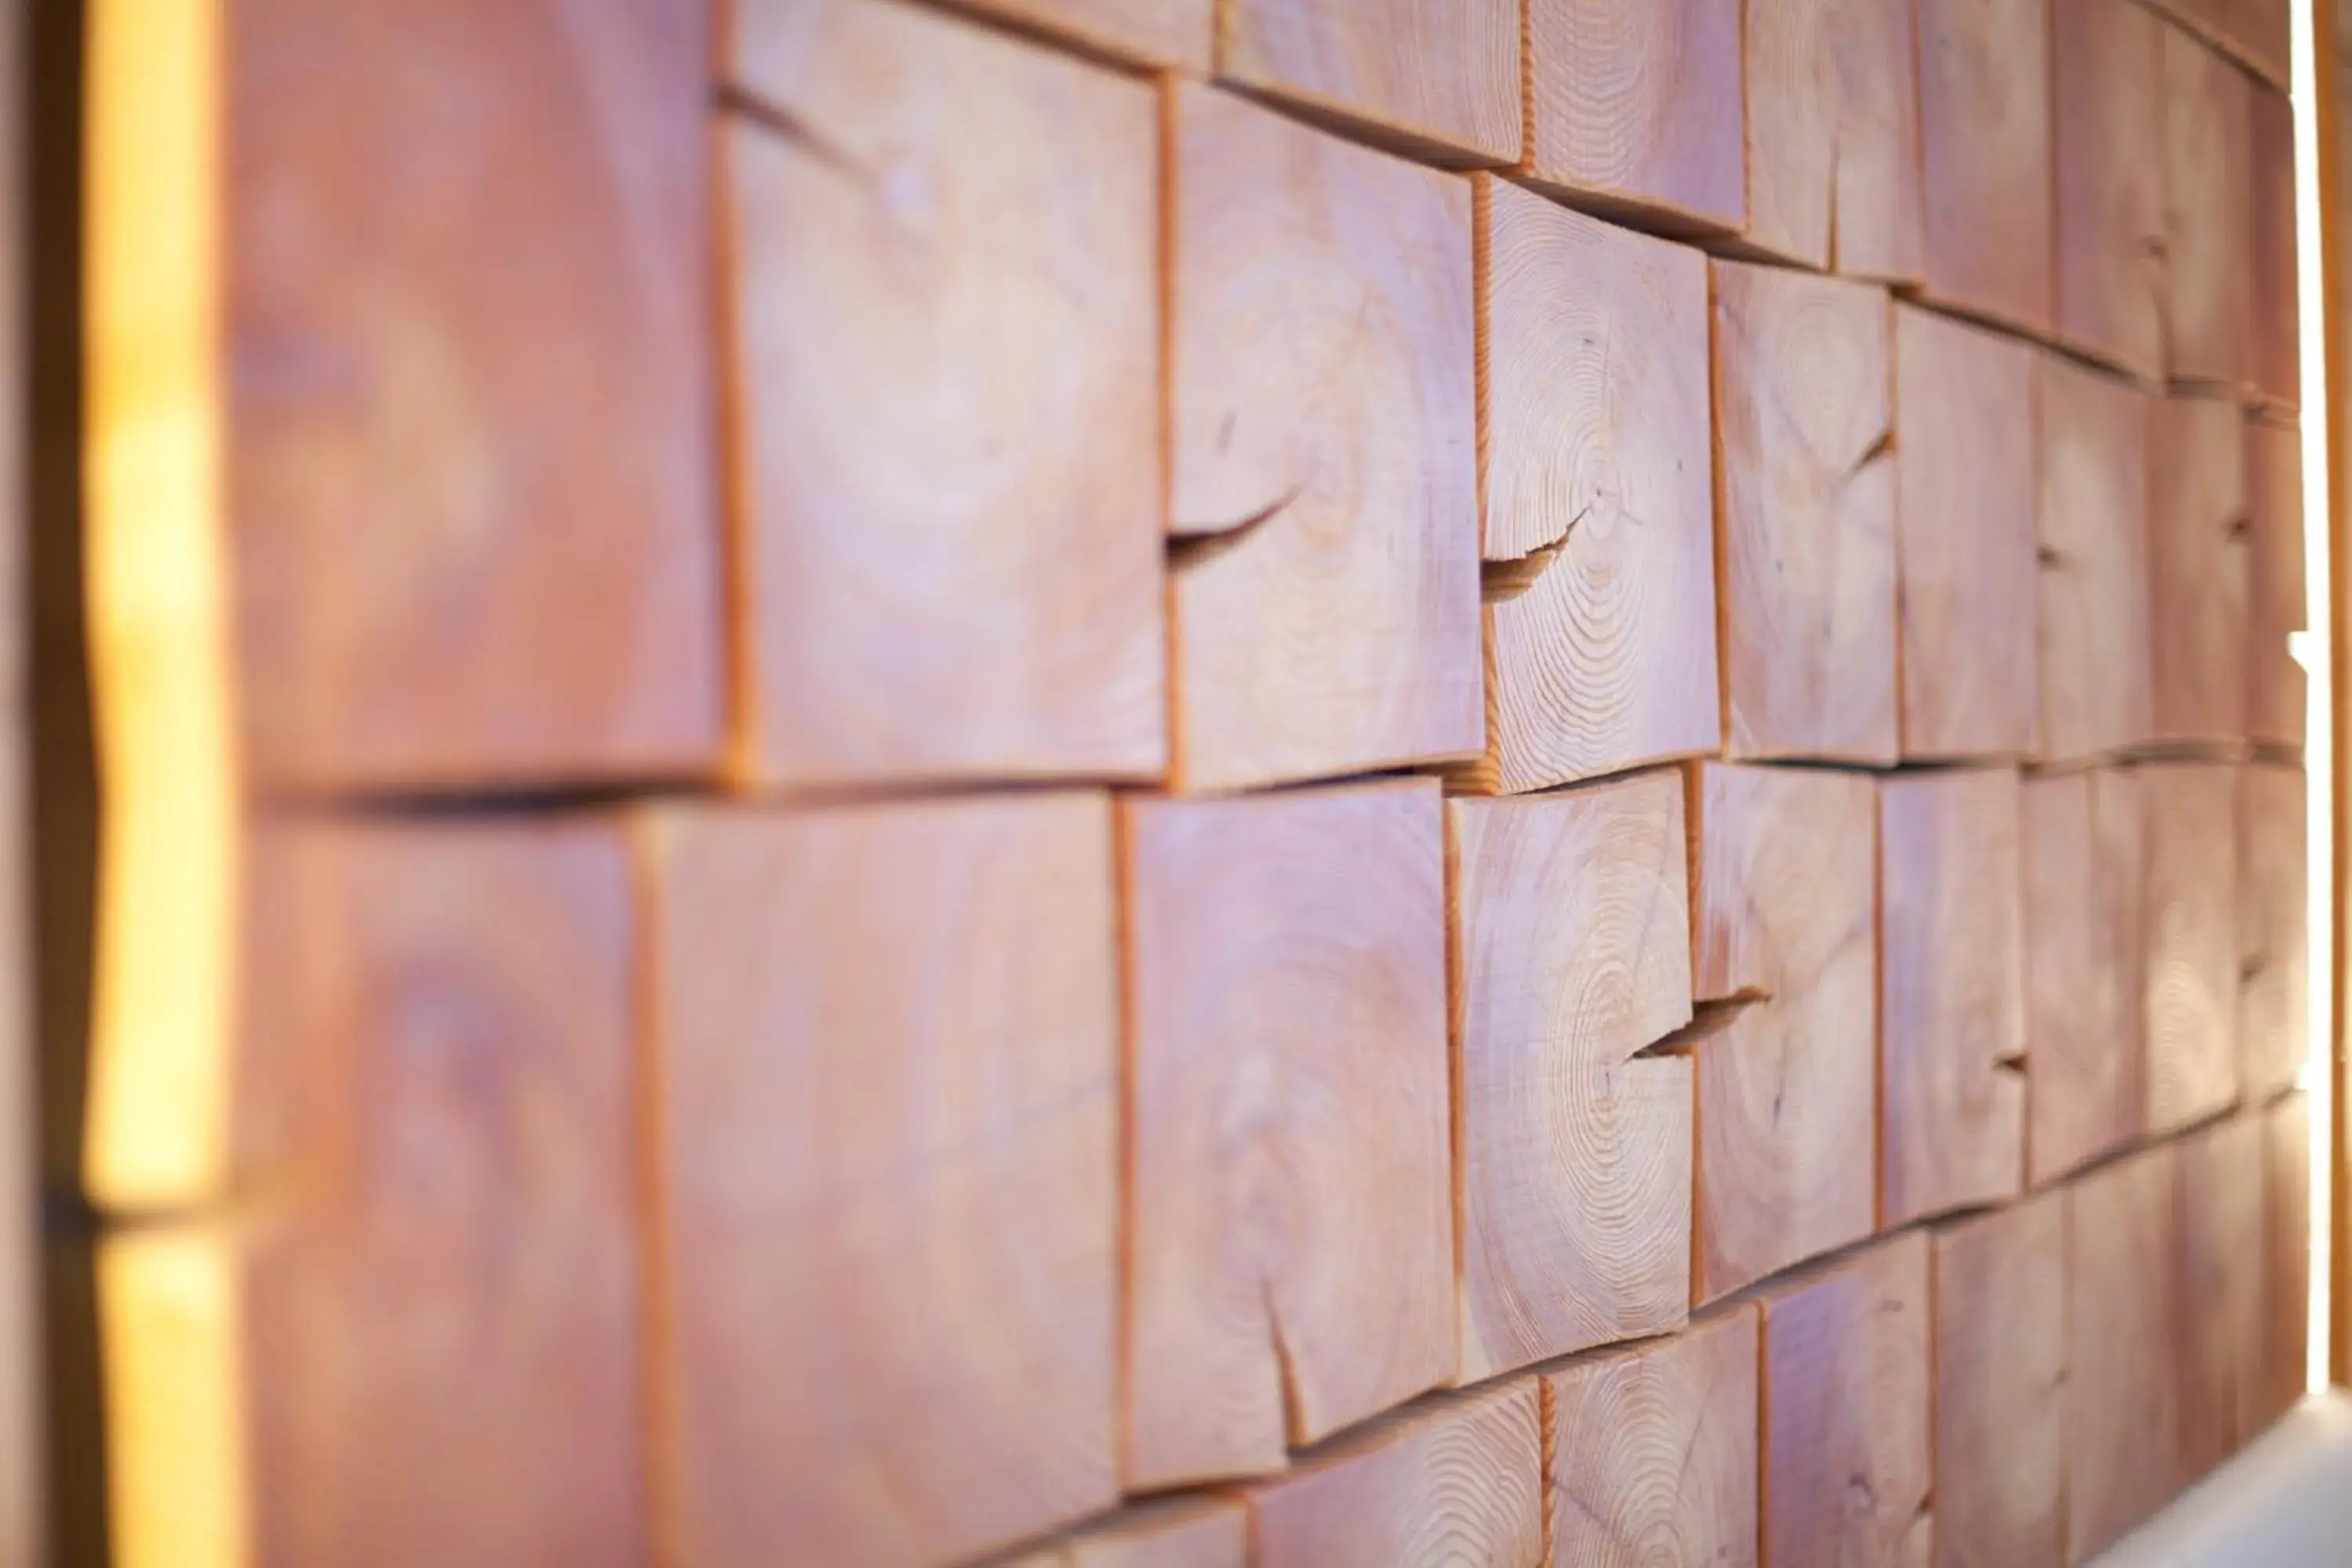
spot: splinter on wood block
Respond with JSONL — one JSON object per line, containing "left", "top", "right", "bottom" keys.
{"left": 2036, "top": 355, "right": 2156, "bottom": 764}
{"left": 1932, "top": 1192, "right": 2067, "bottom": 1568}
{"left": 2148, "top": 395, "right": 2250, "bottom": 747}
{"left": 1915, "top": 0, "right": 2054, "bottom": 336}
{"left": 2052, "top": 0, "right": 2166, "bottom": 379}
{"left": 2143, "top": 760, "right": 2240, "bottom": 1132}
{"left": 1218, "top": 0, "right": 1520, "bottom": 166}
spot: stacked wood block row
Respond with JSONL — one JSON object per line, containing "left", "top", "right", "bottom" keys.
{"left": 80, "top": 0, "right": 2311, "bottom": 1566}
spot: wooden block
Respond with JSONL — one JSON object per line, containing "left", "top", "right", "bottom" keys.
{"left": 1168, "top": 82, "right": 1481, "bottom": 791}
{"left": 2238, "top": 761, "right": 2307, "bottom": 1103}
{"left": 1451, "top": 771, "right": 1693, "bottom": 1380}
{"left": 2143, "top": 760, "right": 2241, "bottom": 1132}
{"left": 2022, "top": 770, "right": 2146, "bottom": 1185}
{"left": 1522, "top": 0, "right": 1745, "bottom": 235}
{"left": 2251, "top": 86, "right": 2299, "bottom": 407}
{"left": 2035, "top": 357, "right": 2155, "bottom": 762}
{"left": 1878, "top": 769, "right": 2026, "bottom": 1225}
{"left": 648, "top": 794, "right": 1120, "bottom": 1566}
{"left": 2064, "top": 1143, "right": 2180, "bottom": 1561}
{"left": 2255, "top": 1092, "right": 2312, "bottom": 1432}
{"left": 1221, "top": 0, "right": 1520, "bottom": 165}
{"left": 1009, "top": 1498, "right": 1250, "bottom": 1568}
{"left": 2161, "top": 21, "right": 2256, "bottom": 388}
{"left": 725, "top": 1, "right": 1165, "bottom": 788}
{"left": 2247, "top": 416, "right": 2307, "bottom": 749}
{"left": 1759, "top": 1235, "right": 1933, "bottom": 1568}
{"left": 1915, "top": 0, "right": 2053, "bottom": 336}
{"left": 1930, "top": 1193, "right": 2067, "bottom": 1568}
{"left": 1477, "top": 181, "right": 1717, "bottom": 792}
{"left": 1712, "top": 261, "right": 1896, "bottom": 762}
{"left": 1247, "top": 1384, "right": 1544, "bottom": 1566}
{"left": 1125, "top": 781, "right": 1453, "bottom": 1484}
{"left": 934, "top": 0, "right": 1210, "bottom": 68}
{"left": 2173, "top": 1112, "right": 2264, "bottom": 1479}
{"left": 2149, "top": 394, "right": 2250, "bottom": 747}
{"left": 1688, "top": 764, "right": 1877, "bottom": 1301}
{"left": 1546, "top": 1306, "right": 1761, "bottom": 1568}
{"left": 1739, "top": 0, "right": 1925, "bottom": 279}
{"left": 1893, "top": 305, "right": 2038, "bottom": 760}
{"left": 2052, "top": 0, "right": 2167, "bottom": 379}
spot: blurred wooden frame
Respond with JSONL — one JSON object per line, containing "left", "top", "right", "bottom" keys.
{"left": 2324, "top": 0, "right": 2352, "bottom": 1386}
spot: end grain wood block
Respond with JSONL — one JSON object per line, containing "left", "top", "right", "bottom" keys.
{"left": 2247, "top": 416, "right": 2307, "bottom": 749}
{"left": 1546, "top": 1305, "right": 1761, "bottom": 1568}
{"left": 2066, "top": 1143, "right": 2181, "bottom": 1561}
{"left": 1712, "top": 261, "right": 1896, "bottom": 762}
{"left": 2036, "top": 357, "right": 2155, "bottom": 763}
{"left": 1740, "top": 0, "right": 1925, "bottom": 280}
{"left": 2022, "top": 769, "right": 2146, "bottom": 1185}
{"left": 931, "top": 0, "right": 1210, "bottom": 68}
{"left": 1478, "top": 182, "right": 1717, "bottom": 792}
{"left": 1170, "top": 83, "right": 1481, "bottom": 791}
{"left": 1523, "top": 0, "right": 1745, "bottom": 235}
{"left": 1451, "top": 771, "right": 1693, "bottom": 1381}
{"left": 2161, "top": 22, "right": 2256, "bottom": 388}
{"left": 1931, "top": 1192, "right": 2067, "bottom": 1568}
{"left": 725, "top": 0, "right": 1165, "bottom": 789}
{"left": 1915, "top": 0, "right": 2053, "bottom": 336}
{"left": 2255, "top": 1092, "right": 2312, "bottom": 1431}
{"left": 2252, "top": 87, "right": 2299, "bottom": 407}
{"left": 1759, "top": 1234, "right": 1933, "bottom": 1568}
{"left": 1004, "top": 1498, "right": 1249, "bottom": 1568}
{"left": 1221, "top": 0, "right": 1520, "bottom": 165}
{"left": 648, "top": 794, "right": 1120, "bottom": 1567}
{"left": 1688, "top": 763, "right": 1877, "bottom": 1301}
{"left": 2239, "top": 762, "right": 2308, "bottom": 1104}
{"left": 1893, "top": 306, "right": 2038, "bottom": 760}
{"left": 1125, "top": 781, "right": 1453, "bottom": 1484}
{"left": 2052, "top": 0, "right": 2167, "bottom": 379}
{"left": 1247, "top": 1384, "right": 1544, "bottom": 1566}
{"left": 2174, "top": 1112, "right": 2265, "bottom": 1479}
{"left": 1878, "top": 769, "right": 2026, "bottom": 1226}
{"left": 2144, "top": 760, "right": 2240, "bottom": 1132}
{"left": 2149, "top": 395, "right": 2251, "bottom": 747}
{"left": 230, "top": 0, "right": 723, "bottom": 789}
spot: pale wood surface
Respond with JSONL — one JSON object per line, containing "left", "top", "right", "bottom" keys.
{"left": 1249, "top": 1384, "right": 1544, "bottom": 1567}
{"left": 1451, "top": 772, "right": 1693, "bottom": 1380}
{"left": 2161, "top": 20, "right": 2257, "bottom": 388}
{"left": 1007, "top": 1498, "right": 1250, "bottom": 1568}
{"left": 2053, "top": 0, "right": 2167, "bottom": 379}
{"left": 2248, "top": 416, "right": 2308, "bottom": 748}
{"left": 2066, "top": 1143, "right": 2182, "bottom": 1561}
{"left": 1930, "top": 1193, "right": 2066, "bottom": 1568}
{"left": 1878, "top": 769, "right": 2027, "bottom": 1226}
{"left": 2239, "top": 762, "right": 2309, "bottom": 1104}
{"left": 2143, "top": 761, "right": 2242, "bottom": 1133}
{"left": 1712, "top": 261, "right": 1896, "bottom": 762}
{"left": 1477, "top": 180, "right": 1718, "bottom": 792}
{"left": 1523, "top": 0, "right": 1745, "bottom": 234}
{"left": 1546, "top": 1305, "right": 1760, "bottom": 1568}
{"left": 2149, "top": 394, "right": 2252, "bottom": 747}
{"left": 1740, "top": 0, "right": 1925, "bottom": 280}
{"left": 725, "top": 0, "right": 1166, "bottom": 787}
{"left": 648, "top": 794, "right": 1120, "bottom": 1566}
{"left": 1169, "top": 82, "right": 1481, "bottom": 791}
{"left": 1893, "top": 305, "right": 2038, "bottom": 760}
{"left": 2036, "top": 355, "right": 2156, "bottom": 762}
{"left": 1221, "top": 0, "right": 1520, "bottom": 165}
{"left": 1688, "top": 763, "right": 1877, "bottom": 1301}
{"left": 2252, "top": 85, "right": 2301, "bottom": 407}
{"left": 1915, "top": 0, "right": 2053, "bottom": 336}
{"left": 931, "top": 0, "right": 1211, "bottom": 67}
{"left": 1760, "top": 1233, "right": 1933, "bottom": 1568}
{"left": 2256, "top": 1093, "right": 2313, "bottom": 1432}
{"left": 2174, "top": 1113, "right": 2265, "bottom": 1478}
{"left": 1124, "top": 781, "right": 1454, "bottom": 1484}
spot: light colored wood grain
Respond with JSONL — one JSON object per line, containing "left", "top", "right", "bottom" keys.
{"left": 2143, "top": 760, "right": 2241, "bottom": 1133}
{"left": 2255, "top": 1092, "right": 2312, "bottom": 1432}
{"left": 1878, "top": 769, "right": 2027, "bottom": 1225}
{"left": 1893, "top": 305, "right": 2038, "bottom": 760}
{"left": 725, "top": 0, "right": 1165, "bottom": 788}
{"left": 2162, "top": 20, "right": 2257, "bottom": 388}
{"left": 1930, "top": 1192, "right": 2066, "bottom": 1568}
{"left": 1688, "top": 763, "right": 1877, "bottom": 1301}
{"left": 648, "top": 794, "right": 1120, "bottom": 1566}
{"left": 2066, "top": 1142, "right": 2181, "bottom": 1561}
{"left": 1248, "top": 1383, "right": 1544, "bottom": 1567}
{"left": 1712, "top": 261, "right": 1896, "bottom": 762}
{"left": 2052, "top": 0, "right": 2166, "bottom": 379}
{"left": 1523, "top": 0, "right": 1745, "bottom": 235}
{"left": 1476, "top": 180, "right": 1717, "bottom": 792}
{"left": 2240, "top": 762, "right": 2309, "bottom": 1103}
{"left": 1759, "top": 1233, "right": 1933, "bottom": 1568}
{"left": 931, "top": 0, "right": 1210, "bottom": 67}
{"left": 1547, "top": 1305, "right": 1760, "bottom": 1568}
{"left": 2022, "top": 769, "right": 2146, "bottom": 1185}
{"left": 1915, "top": 0, "right": 2053, "bottom": 336}
{"left": 1221, "top": 0, "right": 1520, "bottom": 165}
{"left": 2248, "top": 416, "right": 2307, "bottom": 749}
{"left": 1124, "top": 780, "right": 1454, "bottom": 1485}
{"left": 1008, "top": 1497, "right": 1251, "bottom": 1568}
{"left": 1740, "top": 0, "right": 1925, "bottom": 280}
{"left": 2036, "top": 355, "right": 2155, "bottom": 762}
{"left": 2174, "top": 1112, "right": 2265, "bottom": 1479}
{"left": 1168, "top": 81, "right": 1481, "bottom": 791}
{"left": 1450, "top": 771, "right": 1693, "bottom": 1380}
{"left": 2252, "top": 85, "right": 2300, "bottom": 407}
{"left": 2149, "top": 394, "right": 2252, "bottom": 747}
{"left": 100, "top": 1226, "right": 248, "bottom": 1568}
